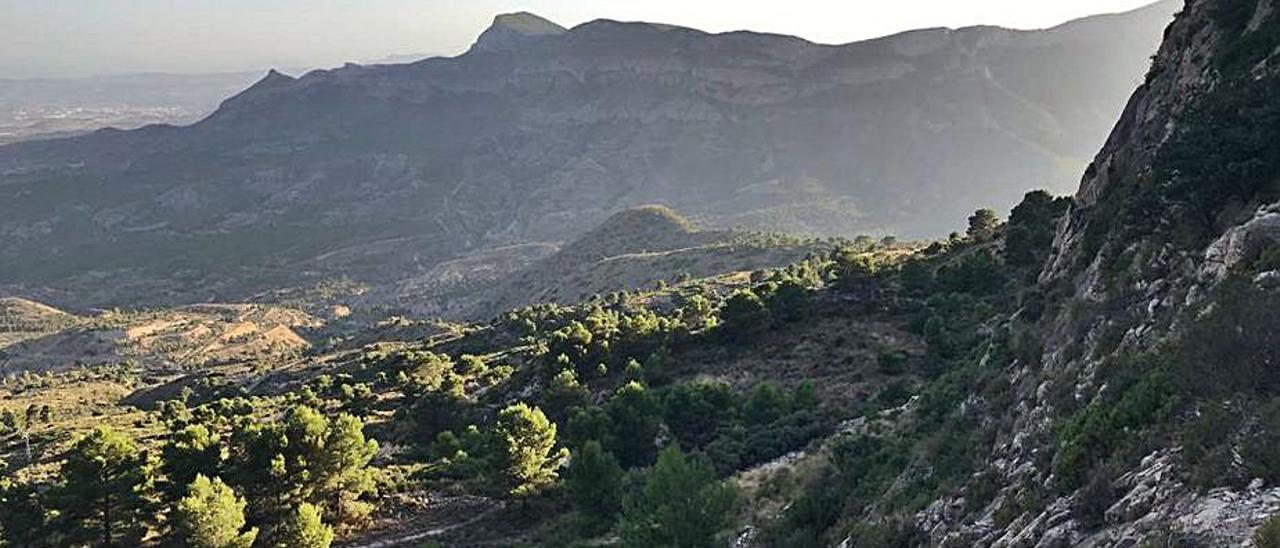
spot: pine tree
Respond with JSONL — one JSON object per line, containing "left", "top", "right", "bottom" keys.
{"left": 566, "top": 440, "right": 624, "bottom": 531}
{"left": 174, "top": 475, "right": 257, "bottom": 548}
{"left": 542, "top": 369, "right": 589, "bottom": 421}
{"left": 966, "top": 208, "right": 1002, "bottom": 241}
{"left": 273, "top": 503, "right": 333, "bottom": 548}
{"left": 1004, "top": 190, "right": 1071, "bottom": 270}
{"left": 619, "top": 445, "right": 740, "bottom": 548}
{"left": 606, "top": 382, "right": 662, "bottom": 468}
{"left": 492, "top": 403, "right": 568, "bottom": 497}
{"left": 0, "top": 479, "right": 46, "bottom": 547}
{"left": 225, "top": 406, "right": 377, "bottom": 529}
{"left": 50, "top": 426, "right": 156, "bottom": 547}
{"left": 162, "top": 423, "right": 223, "bottom": 503}
{"left": 315, "top": 414, "right": 379, "bottom": 526}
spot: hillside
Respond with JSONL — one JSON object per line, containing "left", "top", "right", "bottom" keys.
{"left": 0, "top": 297, "right": 81, "bottom": 349}
{"left": 0, "top": 2, "right": 1177, "bottom": 311}
{"left": 469, "top": 205, "right": 830, "bottom": 317}
{"left": 341, "top": 206, "right": 828, "bottom": 320}
{"left": 0, "top": 303, "right": 318, "bottom": 376}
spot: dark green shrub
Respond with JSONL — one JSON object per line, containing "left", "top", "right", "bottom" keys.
{"left": 1155, "top": 76, "right": 1280, "bottom": 223}
{"left": 1256, "top": 513, "right": 1280, "bottom": 548}
{"left": 718, "top": 289, "right": 771, "bottom": 342}
{"left": 566, "top": 441, "right": 624, "bottom": 533}
{"left": 1243, "top": 398, "right": 1280, "bottom": 485}
{"left": 606, "top": 382, "right": 662, "bottom": 468}
{"left": 1181, "top": 402, "right": 1243, "bottom": 490}
{"left": 743, "top": 381, "right": 792, "bottom": 426}
{"left": 1054, "top": 358, "right": 1173, "bottom": 489}
{"left": 1072, "top": 470, "right": 1116, "bottom": 531}
{"left": 1174, "top": 278, "right": 1280, "bottom": 397}
{"left": 663, "top": 381, "right": 740, "bottom": 450}
{"left": 934, "top": 250, "right": 1006, "bottom": 296}
{"left": 876, "top": 349, "right": 909, "bottom": 375}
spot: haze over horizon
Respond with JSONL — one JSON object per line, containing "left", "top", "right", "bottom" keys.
{"left": 4, "top": 0, "right": 1163, "bottom": 79}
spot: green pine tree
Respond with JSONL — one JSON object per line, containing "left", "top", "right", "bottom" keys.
{"left": 492, "top": 403, "right": 568, "bottom": 497}
{"left": 162, "top": 423, "right": 223, "bottom": 502}
{"left": 566, "top": 440, "right": 624, "bottom": 532}
{"left": 315, "top": 414, "right": 379, "bottom": 526}
{"left": 50, "top": 426, "right": 156, "bottom": 547}
{"left": 174, "top": 475, "right": 257, "bottom": 548}
{"left": 619, "top": 445, "right": 740, "bottom": 548}
{"left": 225, "top": 406, "right": 378, "bottom": 529}
{"left": 273, "top": 503, "right": 333, "bottom": 548}
{"left": 966, "top": 208, "right": 1002, "bottom": 241}
{"left": 606, "top": 382, "right": 662, "bottom": 468}
{"left": 0, "top": 479, "right": 47, "bottom": 547}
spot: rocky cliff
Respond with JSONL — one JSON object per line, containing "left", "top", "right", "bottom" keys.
{"left": 931, "top": 0, "right": 1280, "bottom": 544}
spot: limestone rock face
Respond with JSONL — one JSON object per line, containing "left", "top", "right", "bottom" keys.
{"left": 470, "top": 12, "right": 568, "bottom": 53}
{"left": 943, "top": 0, "right": 1280, "bottom": 545}
{"left": 1201, "top": 203, "right": 1280, "bottom": 282}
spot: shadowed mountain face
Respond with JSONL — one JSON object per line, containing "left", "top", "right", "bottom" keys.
{"left": 0, "top": 3, "right": 1178, "bottom": 309}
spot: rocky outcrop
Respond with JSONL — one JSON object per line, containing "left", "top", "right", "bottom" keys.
{"left": 470, "top": 12, "right": 567, "bottom": 53}
{"left": 1201, "top": 202, "right": 1280, "bottom": 282}
{"left": 944, "top": 0, "right": 1280, "bottom": 545}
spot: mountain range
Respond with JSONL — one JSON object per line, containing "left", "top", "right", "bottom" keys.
{"left": 4, "top": 0, "right": 1280, "bottom": 545}
{"left": 0, "top": 1, "right": 1178, "bottom": 312}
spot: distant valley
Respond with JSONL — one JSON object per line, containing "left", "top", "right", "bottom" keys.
{"left": 0, "top": 72, "right": 265, "bottom": 144}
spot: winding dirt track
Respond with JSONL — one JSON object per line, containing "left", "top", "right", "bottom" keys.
{"left": 342, "top": 501, "right": 506, "bottom": 548}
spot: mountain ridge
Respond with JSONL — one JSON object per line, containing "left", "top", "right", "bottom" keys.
{"left": 0, "top": 2, "right": 1178, "bottom": 312}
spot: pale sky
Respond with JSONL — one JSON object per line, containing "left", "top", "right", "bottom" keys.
{"left": 1, "top": 0, "right": 1162, "bottom": 79}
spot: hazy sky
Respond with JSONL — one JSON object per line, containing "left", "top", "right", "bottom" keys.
{"left": 2, "top": 0, "right": 1161, "bottom": 79}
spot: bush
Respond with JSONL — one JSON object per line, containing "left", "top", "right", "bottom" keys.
{"left": 406, "top": 389, "right": 470, "bottom": 444}
{"left": 1181, "top": 402, "right": 1243, "bottom": 490}
{"left": 1256, "top": 513, "right": 1280, "bottom": 548}
{"left": 272, "top": 503, "right": 332, "bottom": 548}
{"left": 934, "top": 250, "right": 1006, "bottom": 296}
{"left": 1155, "top": 75, "right": 1280, "bottom": 222}
{"left": 606, "top": 382, "right": 663, "bottom": 468}
{"left": 1072, "top": 470, "right": 1115, "bottom": 531}
{"left": 1173, "top": 278, "right": 1280, "bottom": 397}
{"left": 491, "top": 404, "right": 568, "bottom": 497}
{"left": 876, "top": 348, "right": 909, "bottom": 375}
{"left": 1243, "top": 398, "right": 1280, "bottom": 485}
{"left": 566, "top": 441, "right": 624, "bottom": 533}
{"left": 663, "top": 381, "right": 739, "bottom": 450}
{"left": 743, "top": 381, "right": 792, "bottom": 426}
{"left": 718, "top": 289, "right": 771, "bottom": 341}
{"left": 1054, "top": 360, "right": 1172, "bottom": 490}
{"left": 174, "top": 475, "right": 258, "bottom": 548}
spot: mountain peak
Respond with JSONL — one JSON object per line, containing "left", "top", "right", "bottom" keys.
{"left": 470, "top": 12, "right": 567, "bottom": 53}
{"left": 244, "top": 68, "right": 296, "bottom": 94}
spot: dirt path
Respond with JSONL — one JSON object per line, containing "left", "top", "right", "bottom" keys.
{"left": 342, "top": 501, "right": 506, "bottom": 548}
